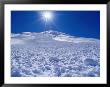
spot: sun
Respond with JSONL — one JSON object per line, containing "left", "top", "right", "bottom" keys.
{"left": 42, "top": 11, "right": 53, "bottom": 21}
{"left": 40, "top": 11, "right": 55, "bottom": 31}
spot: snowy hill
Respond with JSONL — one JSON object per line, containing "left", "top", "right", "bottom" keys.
{"left": 11, "top": 30, "right": 100, "bottom": 77}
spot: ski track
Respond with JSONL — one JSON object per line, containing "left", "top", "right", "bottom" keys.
{"left": 11, "top": 31, "right": 100, "bottom": 77}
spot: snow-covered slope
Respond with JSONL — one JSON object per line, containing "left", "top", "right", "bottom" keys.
{"left": 11, "top": 30, "right": 100, "bottom": 77}
{"left": 53, "top": 34, "right": 99, "bottom": 43}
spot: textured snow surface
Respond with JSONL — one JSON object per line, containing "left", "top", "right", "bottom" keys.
{"left": 11, "top": 30, "right": 100, "bottom": 77}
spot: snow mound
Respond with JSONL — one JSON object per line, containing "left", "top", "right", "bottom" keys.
{"left": 41, "top": 30, "right": 65, "bottom": 35}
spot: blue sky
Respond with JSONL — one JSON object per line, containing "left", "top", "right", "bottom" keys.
{"left": 11, "top": 11, "right": 100, "bottom": 39}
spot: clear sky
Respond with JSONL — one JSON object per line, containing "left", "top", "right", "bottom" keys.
{"left": 11, "top": 11, "right": 100, "bottom": 39}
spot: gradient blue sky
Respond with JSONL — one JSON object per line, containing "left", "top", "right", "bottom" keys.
{"left": 11, "top": 11, "right": 100, "bottom": 39}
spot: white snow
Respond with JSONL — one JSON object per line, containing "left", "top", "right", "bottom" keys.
{"left": 11, "top": 39, "right": 25, "bottom": 45}
{"left": 11, "top": 33, "right": 20, "bottom": 38}
{"left": 53, "top": 34, "right": 99, "bottom": 43}
{"left": 11, "top": 30, "right": 100, "bottom": 77}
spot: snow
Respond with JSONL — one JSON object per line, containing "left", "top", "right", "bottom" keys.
{"left": 53, "top": 34, "right": 99, "bottom": 43}
{"left": 11, "top": 30, "right": 100, "bottom": 77}
{"left": 11, "top": 39, "right": 25, "bottom": 45}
